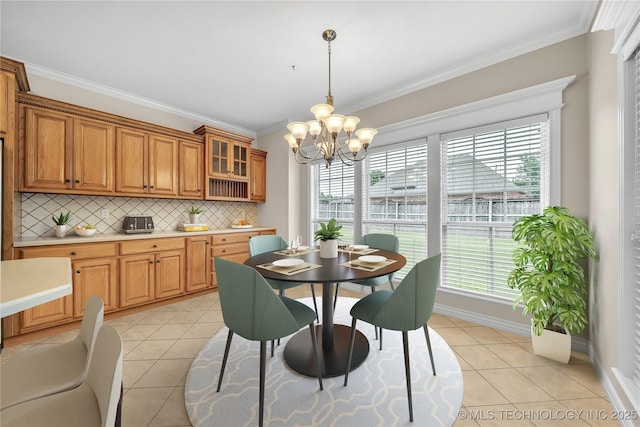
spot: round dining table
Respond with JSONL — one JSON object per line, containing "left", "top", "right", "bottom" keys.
{"left": 244, "top": 248, "right": 406, "bottom": 378}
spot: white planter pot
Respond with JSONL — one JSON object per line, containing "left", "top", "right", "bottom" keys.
{"left": 531, "top": 326, "right": 571, "bottom": 363}
{"left": 55, "top": 225, "right": 69, "bottom": 238}
{"left": 319, "top": 239, "right": 338, "bottom": 258}
{"left": 188, "top": 213, "right": 200, "bottom": 224}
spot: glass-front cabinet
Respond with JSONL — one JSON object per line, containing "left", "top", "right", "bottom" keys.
{"left": 194, "top": 125, "right": 254, "bottom": 200}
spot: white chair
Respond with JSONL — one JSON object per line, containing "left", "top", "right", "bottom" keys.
{"left": 0, "top": 295, "right": 104, "bottom": 410}
{"left": 0, "top": 324, "right": 123, "bottom": 427}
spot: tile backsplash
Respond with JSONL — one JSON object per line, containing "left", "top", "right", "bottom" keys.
{"left": 19, "top": 193, "right": 258, "bottom": 238}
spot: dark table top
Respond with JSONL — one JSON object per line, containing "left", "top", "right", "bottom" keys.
{"left": 244, "top": 248, "right": 406, "bottom": 283}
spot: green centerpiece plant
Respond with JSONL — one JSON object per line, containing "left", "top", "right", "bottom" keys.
{"left": 507, "top": 206, "right": 597, "bottom": 361}
{"left": 314, "top": 218, "right": 342, "bottom": 258}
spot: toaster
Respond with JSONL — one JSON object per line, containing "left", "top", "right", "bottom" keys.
{"left": 122, "top": 215, "right": 155, "bottom": 234}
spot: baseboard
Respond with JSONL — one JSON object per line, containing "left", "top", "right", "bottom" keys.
{"left": 433, "top": 302, "right": 590, "bottom": 353}
{"left": 589, "top": 344, "right": 640, "bottom": 427}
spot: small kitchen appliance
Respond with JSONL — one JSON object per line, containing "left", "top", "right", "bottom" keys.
{"left": 122, "top": 215, "right": 155, "bottom": 234}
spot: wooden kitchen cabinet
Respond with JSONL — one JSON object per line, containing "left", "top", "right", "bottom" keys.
{"left": 179, "top": 140, "right": 204, "bottom": 199}
{"left": 210, "top": 231, "right": 258, "bottom": 287}
{"left": 119, "top": 238, "right": 185, "bottom": 308}
{"left": 115, "top": 127, "right": 179, "bottom": 197}
{"left": 187, "top": 235, "right": 211, "bottom": 292}
{"left": 250, "top": 149, "right": 267, "bottom": 202}
{"left": 22, "top": 107, "right": 114, "bottom": 194}
{"left": 16, "top": 242, "right": 118, "bottom": 332}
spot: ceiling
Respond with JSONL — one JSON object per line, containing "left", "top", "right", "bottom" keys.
{"left": 0, "top": 1, "right": 599, "bottom": 137}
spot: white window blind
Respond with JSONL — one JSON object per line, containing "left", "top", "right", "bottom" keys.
{"left": 364, "top": 142, "right": 428, "bottom": 278}
{"left": 310, "top": 161, "right": 355, "bottom": 241}
{"left": 441, "top": 115, "right": 550, "bottom": 299}
{"left": 632, "top": 48, "right": 640, "bottom": 389}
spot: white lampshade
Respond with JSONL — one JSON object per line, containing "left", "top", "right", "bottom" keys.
{"left": 355, "top": 128, "right": 377, "bottom": 146}
{"left": 347, "top": 137, "right": 362, "bottom": 154}
{"left": 306, "top": 120, "right": 322, "bottom": 137}
{"left": 310, "top": 103, "right": 334, "bottom": 121}
{"left": 287, "top": 122, "right": 310, "bottom": 140}
{"left": 343, "top": 116, "right": 360, "bottom": 133}
{"left": 284, "top": 133, "right": 298, "bottom": 149}
{"left": 323, "top": 114, "right": 346, "bottom": 134}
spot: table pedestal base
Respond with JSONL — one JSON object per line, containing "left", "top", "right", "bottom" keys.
{"left": 284, "top": 324, "right": 369, "bottom": 378}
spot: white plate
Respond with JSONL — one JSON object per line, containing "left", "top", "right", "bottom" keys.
{"left": 273, "top": 258, "right": 304, "bottom": 268}
{"left": 359, "top": 255, "right": 386, "bottom": 264}
{"left": 352, "top": 244, "right": 369, "bottom": 250}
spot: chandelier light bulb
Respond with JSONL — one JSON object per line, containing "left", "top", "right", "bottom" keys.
{"left": 343, "top": 116, "right": 360, "bottom": 133}
{"left": 323, "top": 114, "right": 346, "bottom": 134}
{"left": 347, "top": 137, "right": 362, "bottom": 154}
{"left": 355, "top": 128, "right": 377, "bottom": 146}
{"left": 284, "top": 133, "right": 298, "bottom": 149}
{"left": 287, "top": 122, "right": 310, "bottom": 141}
{"left": 310, "top": 103, "right": 334, "bottom": 122}
{"left": 306, "top": 120, "right": 322, "bottom": 138}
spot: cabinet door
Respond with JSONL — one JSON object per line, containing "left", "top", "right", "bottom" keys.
{"left": 21, "top": 296, "right": 73, "bottom": 332}
{"left": 207, "top": 137, "right": 229, "bottom": 178}
{"left": 179, "top": 140, "right": 204, "bottom": 198}
{"left": 250, "top": 150, "right": 267, "bottom": 202}
{"left": 119, "top": 254, "right": 155, "bottom": 308}
{"left": 187, "top": 236, "right": 210, "bottom": 292}
{"left": 73, "top": 118, "right": 115, "bottom": 193}
{"left": 23, "top": 107, "right": 73, "bottom": 190}
{"left": 73, "top": 258, "right": 118, "bottom": 318}
{"left": 149, "top": 134, "right": 178, "bottom": 196}
{"left": 0, "top": 71, "right": 10, "bottom": 135}
{"left": 155, "top": 250, "right": 185, "bottom": 299}
{"left": 116, "top": 127, "right": 148, "bottom": 194}
{"left": 231, "top": 142, "right": 249, "bottom": 179}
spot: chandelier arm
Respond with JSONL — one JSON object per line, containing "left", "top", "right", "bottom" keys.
{"left": 336, "top": 143, "right": 368, "bottom": 164}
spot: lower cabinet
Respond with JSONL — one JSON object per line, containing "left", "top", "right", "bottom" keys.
{"left": 11, "top": 229, "right": 274, "bottom": 336}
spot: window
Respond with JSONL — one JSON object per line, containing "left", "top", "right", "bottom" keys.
{"left": 441, "top": 116, "right": 549, "bottom": 299}
{"left": 310, "top": 161, "right": 355, "bottom": 242}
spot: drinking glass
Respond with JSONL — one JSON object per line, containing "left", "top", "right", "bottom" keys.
{"left": 346, "top": 243, "right": 354, "bottom": 262}
{"left": 290, "top": 239, "right": 299, "bottom": 255}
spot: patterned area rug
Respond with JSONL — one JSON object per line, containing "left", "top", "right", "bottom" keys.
{"left": 185, "top": 297, "right": 463, "bottom": 427}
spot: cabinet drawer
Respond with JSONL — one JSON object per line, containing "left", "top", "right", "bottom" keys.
{"left": 120, "top": 238, "right": 185, "bottom": 255}
{"left": 212, "top": 242, "right": 248, "bottom": 257}
{"left": 19, "top": 243, "right": 117, "bottom": 260}
{"left": 212, "top": 232, "right": 258, "bottom": 245}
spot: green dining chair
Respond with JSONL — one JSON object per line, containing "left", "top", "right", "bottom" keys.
{"left": 214, "top": 258, "right": 323, "bottom": 427}
{"left": 249, "top": 235, "right": 319, "bottom": 319}
{"left": 344, "top": 254, "right": 441, "bottom": 422}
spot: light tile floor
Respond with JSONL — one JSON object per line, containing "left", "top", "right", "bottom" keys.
{"left": 1, "top": 286, "right": 617, "bottom": 427}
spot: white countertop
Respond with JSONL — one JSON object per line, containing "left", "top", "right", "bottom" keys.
{"left": 13, "top": 226, "right": 276, "bottom": 247}
{"left": 0, "top": 258, "right": 73, "bottom": 318}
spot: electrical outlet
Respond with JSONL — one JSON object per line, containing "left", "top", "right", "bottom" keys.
{"left": 101, "top": 209, "right": 110, "bottom": 219}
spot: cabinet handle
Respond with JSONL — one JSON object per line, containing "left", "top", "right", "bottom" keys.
{"left": 76, "top": 269, "right": 81, "bottom": 274}
{"left": 222, "top": 238, "right": 226, "bottom": 242}
{"left": 156, "top": 260, "right": 160, "bottom": 263}
{"left": 222, "top": 249, "right": 226, "bottom": 253}
{"left": 75, "top": 180, "right": 80, "bottom": 183}
{"left": 153, "top": 244, "right": 158, "bottom": 248}
{"left": 149, "top": 260, "right": 154, "bottom": 264}
{"left": 150, "top": 185, "right": 154, "bottom": 189}
{"left": 143, "top": 185, "right": 148, "bottom": 188}
{"left": 65, "top": 179, "right": 71, "bottom": 183}
{"left": 71, "top": 251, "right": 77, "bottom": 256}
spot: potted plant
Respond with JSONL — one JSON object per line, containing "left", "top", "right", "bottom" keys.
{"left": 52, "top": 211, "right": 71, "bottom": 238}
{"left": 186, "top": 205, "right": 204, "bottom": 224}
{"left": 314, "top": 218, "right": 343, "bottom": 258}
{"left": 507, "top": 206, "right": 597, "bottom": 363}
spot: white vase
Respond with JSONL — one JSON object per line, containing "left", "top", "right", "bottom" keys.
{"left": 188, "top": 213, "right": 200, "bottom": 224}
{"left": 55, "top": 224, "right": 68, "bottom": 238}
{"left": 531, "top": 326, "right": 571, "bottom": 363}
{"left": 319, "top": 239, "right": 338, "bottom": 258}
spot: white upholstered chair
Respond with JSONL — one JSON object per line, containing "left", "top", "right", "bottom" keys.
{"left": 0, "top": 324, "right": 123, "bottom": 427}
{"left": 0, "top": 295, "right": 104, "bottom": 410}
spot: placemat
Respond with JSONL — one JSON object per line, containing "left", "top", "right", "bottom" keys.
{"left": 339, "top": 247, "right": 379, "bottom": 255}
{"left": 273, "top": 248, "right": 319, "bottom": 256}
{"left": 257, "top": 262, "right": 322, "bottom": 276}
{"left": 340, "top": 258, "right": 397, "bottom": 272}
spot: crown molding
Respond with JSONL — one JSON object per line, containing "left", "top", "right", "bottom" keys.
{"left": 592, "top": 0, "right": 640, "bottom": 60}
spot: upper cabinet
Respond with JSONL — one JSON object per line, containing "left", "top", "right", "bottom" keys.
{"left": 194, "top": 125, "right": 254, "bottom": 201}
{"left": 115, "top": 128, "right": 179, "bottom": 197}
{"left": 22, "top": 106, "right": 115, "bottom": 194}
{"left": 15, "top": 94, "right": 264, "bottom": 202}
{"left": 178, "top": 140, "right": 204, "bottom": 199}
{"left": 250, "top": 149, "right": 267, "bottom": 202}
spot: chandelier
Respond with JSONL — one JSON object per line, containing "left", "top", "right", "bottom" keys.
{"left": 285, "top": 29, "right": 377, "bottom": 168}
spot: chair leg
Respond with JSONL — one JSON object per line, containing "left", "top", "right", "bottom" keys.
{"left": 310, "top": 284, "right": 319, "bottom": 322}
{"left": 371, "top": 287, "right": 379, "bottom": 341}
{"left": 333, "top": 283, "right": 340, "bottom": 310}
{"left": 423, "top": 324, "right": 436, "bottom": 376}
{"left": 379, "top": 328, "right": 383, "bottom": 351}
{"left": 308, "top": 323, "right": 323, "bottom": 390}
{"left": 402, "top": 331, "right": 414, "bottom": 422}
{"left": 259, "top": 341, "right": 266, "bottom": 427}
{"left": 217, "top": 330, "right": 234, "bottom": 392}
{"left": 343, "top": 317, "right": 358, "bottom": 386}
{"left": 115, "top": 382, "right": 123, "bottom": 427}
{"left": 271, "top": 339, "right": 274, "bottom": 358}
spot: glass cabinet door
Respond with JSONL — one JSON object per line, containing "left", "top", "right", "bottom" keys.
{"left": 209, "top": 139, "right": 229, "bottom": 176}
